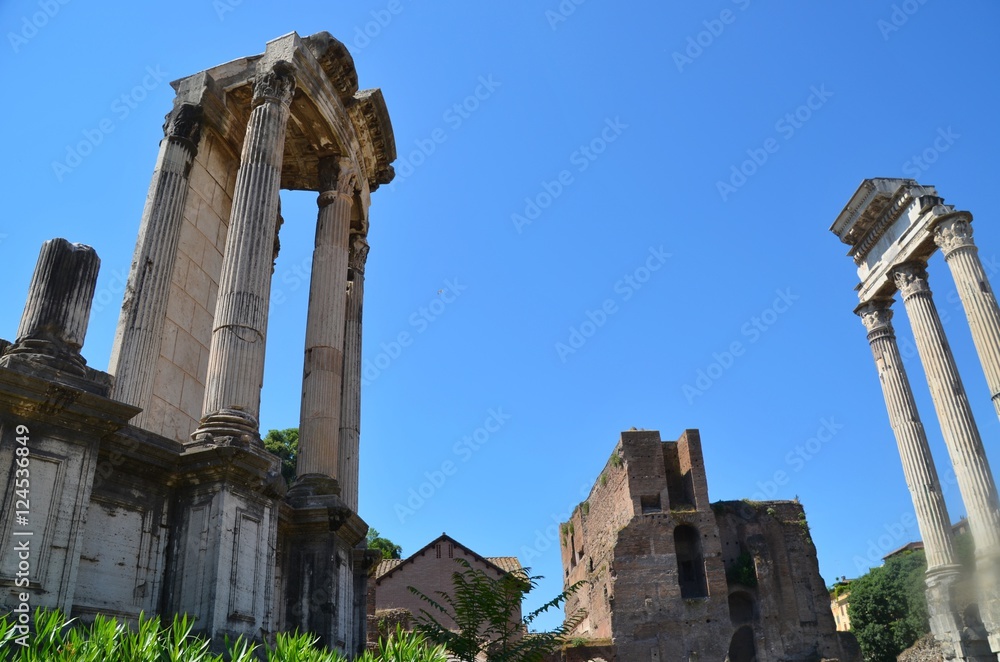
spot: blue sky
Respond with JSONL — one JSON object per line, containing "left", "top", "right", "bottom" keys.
{"left": 3, "top": 0, "right": 1000, "bottom": 632}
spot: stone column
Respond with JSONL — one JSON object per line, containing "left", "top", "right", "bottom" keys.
{"left": 1, "top": 239, "right": 100, "bottom": 377}
{"left": 857, "top": 299, "right": 964, "bottom": 642}
{"left": 933, "top": 214, "right": 1000, "bottom": 420}
{"left": 108, "top": 103, "right": 202, "bottom": 425}
{"left": 893, "top": 262, "right": 1000, "bottom": 652}
{"left": 893, "top": 262, "right": 1000, "bottom": 552}
{"left": 294, "top": 158, "right": 355, "bottom": 492}
{"left": 193, "top": 65, "right": 295, "bottom": 446}
{"left": 338, "top": 232, "right": 369, "bottom": 512}
{"left": 857, "top": 299, "right": 957, "bottom": 570}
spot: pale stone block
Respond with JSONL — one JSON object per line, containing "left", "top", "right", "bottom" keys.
{"left": 191, "top": 305, "right": 214, "bottom": 351}
{"left": 201, "top": 245, "right": 223, "bottom": 285}
{"left": 185, "top": 264, "right": 212, "bottom": 310}
{"left": 151, "top": 357, "right": 184, "bottom": 406}
{"left": 170, "top": 251, "right": 190, "bottom": 290}
{"left": 145, "top": 394, "right": 168, "bottom": 434}
{"left": 188, "top": 161, "right": 216, "bottom": 208}
{"left": 160, "top": 318, "right": 180, "bottom": 363}
{"left": 165, "top": 290, "right": 197, "bottom": 335}
{"left": 177, "top": 219, "right": 205, "bottom": 267}
{"left": 193, "top": 191, "right": 219, "bottom": 242}
{"left": 180, "top": 373, "right": 205, "bottom": 422}
{"left": 173, "top": 329, "right": 201, "bottom": 377}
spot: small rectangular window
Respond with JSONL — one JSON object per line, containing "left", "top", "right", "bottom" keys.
{"left": 435, "top": 544, "right": 441, "bottom": 559}
{"left": 641, "top": 494, "right": 661, "bottom": 513}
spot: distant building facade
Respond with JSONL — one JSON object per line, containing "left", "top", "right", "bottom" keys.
{"left": 367, "top": 533, "right": 522, "bottom": 646}
{"left": 554, "top": 429, "right": 860, "bottom": 662}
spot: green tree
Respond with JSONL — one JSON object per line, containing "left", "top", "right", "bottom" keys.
{"left": 848, "top": 550, "right": 929, "bottom": 662}
{"left": 409, "top": 558, "right": 585, "bottom": 662}
{"left": 368, "top": 528, "right": 403, "bottom": 560}
{"left": 262, "top": 427, "right": 298, "bottom": 485}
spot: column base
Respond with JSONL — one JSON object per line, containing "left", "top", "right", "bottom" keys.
{"left": 973, "top": 549, "right": 1000, "bottom": 653}
{"left": 190, "top": 408, "right": 260, "bottom": 448}
{"left": 287, "top": 473, "right": 342, "bottom": 501}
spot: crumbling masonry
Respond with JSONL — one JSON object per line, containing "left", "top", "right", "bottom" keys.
{"left": 0, "top": 31, "right": 394, "bottom": 655}
{"left": 557, "top": 429, "right": 860, "bottom": 662}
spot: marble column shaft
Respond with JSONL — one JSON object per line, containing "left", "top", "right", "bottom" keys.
{"left": 893, "top": 263, "right": 1000, "bottom": 553}
{"left": 858, "top": 299, "right": 957, "bottom": 572}
{"left": 197, "top": 66, "right": 294, "bottom": 442}
{"left": 109, "top": 104, "right": 202, "bottom": 426}
{"left": 297, "top": 158, "right": 354, "bottom": 479}
{"left": 934, "top": 215, "right": 1000, "bottom": 421}
{"left": 338, "top": 233, "right": 368, "bottom": 512}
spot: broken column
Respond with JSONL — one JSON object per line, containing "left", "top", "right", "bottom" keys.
{"left": 2, "top": 238, "right": 100, "bottom": 379}
{"left": 193, "top": 63, "right": 295, "bottom": 447}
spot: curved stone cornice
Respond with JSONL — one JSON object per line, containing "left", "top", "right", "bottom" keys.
{"left": 933, "top": 214, "right": 975, "bottom": 258}
{"left": 893, "top": 263, "right": 931, "bottom": 300}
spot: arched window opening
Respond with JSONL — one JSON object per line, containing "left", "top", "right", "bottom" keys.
{"left": 727, "top": 625, "right": 757, "bottom": 662}
{"left": 729, "top": 591, "right": 755, "bottom": 625}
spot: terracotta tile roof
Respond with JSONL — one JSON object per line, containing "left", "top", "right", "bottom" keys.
{"left": 485, "top": 557, "right": 523, "bottom": 573}
{"left": 373, "top": 558, "right": 403, "bottom": 579}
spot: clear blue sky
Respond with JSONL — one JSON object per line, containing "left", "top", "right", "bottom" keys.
{"left": 3, "top": 0, "right": 1000, "bottom": 632}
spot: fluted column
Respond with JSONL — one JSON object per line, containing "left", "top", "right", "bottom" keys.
{"left": 858, "top": 300, "right": 957, "bottom": 570}
{"left": 193, "top": 65, "right": 295, "bottom": 446}
{"left": 934, "top": 214, "right": 1000, "bottom": 422}
{"left": 338, "top": 232, "right": 368, "bottom": 512}
{"left": 893, "top": 263, "right": 1000, "bottom": 550}
{"left": 108, "top": 103, "right": 202, "bottom": 426}
{"left": 294, "top": 158, "right": 356, "bottom": 491}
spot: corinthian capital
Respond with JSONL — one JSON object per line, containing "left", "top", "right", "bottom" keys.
{"left": 252, "top": 63, "right": 296, "bottom": 107}
{"left": 162, "top": 102, "right": 203, "bottom": 152}
{"left": 893, "top": 262, "right": 931, "bottom": 299}
{"left": 857, "top": 299, "right": 894, "bottom": 334}
{"left": 349, "top": 232, "right": 370, "bottom": 275}
{"left": 933, "top": 216, "right": 975, "bottom": 257}
{"left": 317, "top": 156, "right": 358, "bottom": 206}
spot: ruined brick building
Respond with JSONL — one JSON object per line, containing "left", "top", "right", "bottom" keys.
{"left": 556, "top": 429, "right": 860, "bottom": 662}
{"left": 0, "top": 32, "right": 393, "bottom": 655}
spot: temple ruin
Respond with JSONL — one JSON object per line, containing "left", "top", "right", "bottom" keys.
{"left": 0, "top": 31, "right": 394, "bottom": 655}
{"left": 555, "top": 429, "right": 860, "bottom": 662}
{"left": 832, "top": 178, "right": 1000, "bottom": 661}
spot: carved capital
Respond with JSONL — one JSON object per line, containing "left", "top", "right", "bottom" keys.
{"left": 933, "top": 216, "right": 975, "bottom": 257}
{"left": 349, "top": 232, "right": 370, "bottom": 275}
{"left": 317, "top": 156, "right": 358, "bottom": 206}
{"left": 252, "top": 63, "right": 296, "bottom": 107}
{"left": 162, "top": 102, "right": 203, "bottom": 153}
{"left": 857, "top": 300, "right": 894, "bottom": 334}
{"left": 893, "top": 262, "right": 931, "bottom": 299}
